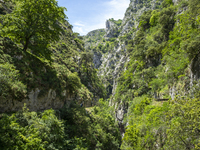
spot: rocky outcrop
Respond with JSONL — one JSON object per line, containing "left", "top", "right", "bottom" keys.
{"left": 89, "top": 0, "right": 165, "bottom": 136}
{"left": 168, "top": 54, "right": 200, "bottom": 101}
{"left": 105, "top": 20, "right": 119, "bottom": 38}
{"left": 172, "top": 0, "right": 179, "bottom": 4}
{"left": 120, "top": 0, "right": 163, "bottom": 36}
{"left": 84, "top": 29, "right": 106, "bottom": 48}
{"left": 93, "top": 51, "right": 102, "bottom": 69}
{"left": 191, "top": 54, "right": 200, "bottom": 80}
{"left": 0, "top": 89, "right": 72, "bottom": 113}
{"left": 115, "top": 102, "right": 128, "bottom": 136}
{"left": 84, "top": 0, "right": 170, "bottom": 136}
{"left": 106, "top": 20, "right": 115, "bottom": 30}
{"left": 98, "top": 43, "right": 127, "bottom": 94}
{"left": 87, "top": 29, "right": 106, "bottom": 37}
{"left": 97, "top": 0, "right": 163, "bottom": 96}
{"left": 0, "top": 87, "right": 93, "bottom": 113}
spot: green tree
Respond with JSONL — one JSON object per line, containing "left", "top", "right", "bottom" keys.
{"left": 165, "top": 97, "right": 200, "bottom": 149}
{"left": 0, "top": 106, "right": 66, "bottom": 150}
{"left": 0, "top": 63, "right": 26, "bottom": 100}
{"left": 0, "top": 0, "right": 66, "bottom": 60}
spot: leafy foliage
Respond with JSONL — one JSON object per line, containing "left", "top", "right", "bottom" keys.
{"left": 0, "top": 0, "right": 66, "bottom": 60}
{"left": 0, "top": 0, "right": 105, "bottom": 103}
{"left": 0, "top": 102, "right": 121, "bottom": 150}
{"left": 60, "top": 100, "right": 121, "bottom": 150}
{"left": 0, "top": 106, "right": 65, "bottom": 150}
{"left": 0, "top": 63, "right": 26, "bottom": 100}
{"left": 118, "top": 0, "right": 200, "bottom": 149}
{"left": 121, "top": 94, "right": 200, "bottom": 149}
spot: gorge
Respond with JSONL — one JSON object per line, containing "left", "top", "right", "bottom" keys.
{"left": 0, "top": 0, "right": 200, "bottom": 149}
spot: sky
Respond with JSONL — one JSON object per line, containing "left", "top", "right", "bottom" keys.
{"left": 57, "top": 0, "right": 130, "bottom": 35}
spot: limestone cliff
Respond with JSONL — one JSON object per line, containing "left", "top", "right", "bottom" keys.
{"left": 0, "top": 87, "right": 93, "bottom": 113}
{"left": 83, "top": 0, "right": 165, "bottom": 136}
{"left": 0, "top": 0, "right": 104, "bottom": 112}
{"left": 84, "top": 0, "right": 198, "bottom": 137}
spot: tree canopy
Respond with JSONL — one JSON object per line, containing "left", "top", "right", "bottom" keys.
{"left": 0, "top": 0, "right": 66, "bottom": 60}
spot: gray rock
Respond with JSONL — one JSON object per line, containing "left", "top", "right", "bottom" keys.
{"left": 105, "top": 20, "right": 119, "bottom": 38}
{"left": 93, "top": 52, "right": 102, "bottom": 69}
{"left": 0, "top": 88, "right": 74, "bottom": 113}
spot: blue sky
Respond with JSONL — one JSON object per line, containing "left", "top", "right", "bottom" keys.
{"left": 57, "top": 0, "right": 130, "bottom": 35}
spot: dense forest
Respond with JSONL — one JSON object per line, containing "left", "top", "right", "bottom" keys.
{"left": 0, "top": 0, "right": 200, "bottom": 149}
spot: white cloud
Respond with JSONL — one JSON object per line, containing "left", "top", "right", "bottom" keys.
{"left": 72, "top": 0, "right": 130, "bottom": 35}
{"left": 104, "top": 0, "right": 130, "bottom": 20}
{"left": 72, "top": 22, "right": 87, "bottom": 35}
{"left": 73, "top": 26, "right": 85, "bottom": 35}
{"left": 73, "top": 21, "right": 105, "bottom": 35}
{"left": 74, "top": 22, "right": 85, "bottom": 27}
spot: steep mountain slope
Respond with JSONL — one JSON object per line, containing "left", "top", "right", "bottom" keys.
{"left": 1, "top": 0, "right": 200, "bottom": 149}
{"left": 86, "top": 0, "right": 200, "bottom": 149}
{"left": 0, "top": 1, "right": 122, "bottom": 149}
{"left": 84, "top": 0, "right": 165, "bottom": 135}
{"left": 84, "top": 0, "right": 164, "bottom": 97}
{"left": 0, "top": 0, "right": 106, "bottom": 112}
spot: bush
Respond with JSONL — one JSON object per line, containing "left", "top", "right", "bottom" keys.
{"left": 0, "top": 63, "right": 26, "bottom": 100}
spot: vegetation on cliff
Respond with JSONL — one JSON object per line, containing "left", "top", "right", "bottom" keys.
{"left": 0, "top": 0, "right": 117, "bottom": 149}
{"left": 113, "top": 0, "right": 200, "bottom": 149}
{"left": 0, "top": 0, "right": 106, "bottom": 103}
{"left": 1, "top": 0, "right": 200, "bottom": 149}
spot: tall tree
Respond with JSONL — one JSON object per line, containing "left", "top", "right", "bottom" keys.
{"left": 0, "top": 0, "right": 66, "bottom": 60}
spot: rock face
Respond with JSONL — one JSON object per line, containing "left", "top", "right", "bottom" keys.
{"left": 0, "top": 89, "right": 72, "bottom": 113}
{"left": 84, "top": 29, "right": 106, "bottom": 48}
{"left": 98, "top": 0, "right": 163, "bottom": 96}
{"left": 172, "top": 0, "right": 179, "bottom": 4}
{"left": 84, "top": 0, "right": 200, "bottom": 141}
{"left": 105, "top": 20, "right": 118, "bottom": 38}
{"left": 0, "top": 87, "right": 94, "bottom": 113}
{"left": 98, "top": 43, "right": 127, "bottom": 96}
{"left": 115, "top": 101, "right": 128, "bottom": 136}
{"left": 85, "top": 0, "right": 165, "bottom": 136}
{"left": 93, "top": 51, "right": 102, "bottom": 69}
{"left": 120, "top": 0, "right": 161, "bottom": 36}
{"left": 169, "top": 53, "right": 200, "bottom": 101}
{"left": 87, "top": 29, "right": 106, "bottom": 37}
{"left": 191, "top": 53, "right": 200, "bottom": 80}
{"left": 106, "top": 20, "right": 115, "bottom": 30}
